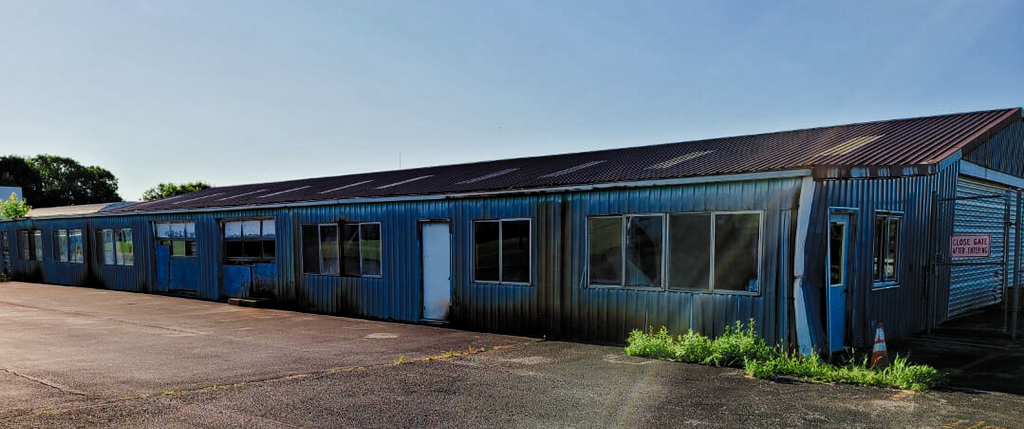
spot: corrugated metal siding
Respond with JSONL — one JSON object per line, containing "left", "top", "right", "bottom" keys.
{"left": 964, "top": 119, "right": 1024, "bottom": 178}
{"left": 561, "top": 178, "right": 802, "bottom": 344}
{"left": 809, "top": 165, "right": 956, "bottom": 348}
{"left": 948, "top": 177, "right": 1016, "bottom": 317}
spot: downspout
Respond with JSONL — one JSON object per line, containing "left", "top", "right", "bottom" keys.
{"left": 792, "top": 176, "right": 816, "bottom": 356}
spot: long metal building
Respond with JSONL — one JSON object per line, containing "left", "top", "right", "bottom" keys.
{"left": 3, "top": 108, "right": 1023, "bottom": 352}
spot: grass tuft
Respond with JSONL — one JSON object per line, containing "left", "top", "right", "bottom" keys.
{"left": 625, "top": 320, "right": 944, "bottom": 391}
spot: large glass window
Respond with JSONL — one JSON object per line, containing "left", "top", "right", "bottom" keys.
{"left": 97, "top": 228, "right": 133, "bottom": 266}
{"left": 588, "top": 215, "right": 663, "bottom": 288}
{"left": 473, "top": 219, "right": 530, "bottom": 284}
{"left": 668, "top": 213, "right": 711, "bottom": 290}
{"left": 154, "top": 222, "right": 197, "bottom": 258}
{"left": 52, "top": 229, "right": 84, "bottom": 263}
{"left": 588, "top": 211, "right": 761, "bottom": 293}
{"left": 342, "top": 222, "right": 382, "bottom": 277}
{"left": 302, "top": 224, "right": 345, "bottom": 276}
{"left": 223, "top": 219, "right": 275, "bottom": 263}
{"left": 873, "top": 212, "right": 902, "bottom": 284}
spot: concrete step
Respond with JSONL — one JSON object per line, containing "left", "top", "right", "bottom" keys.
{"left": 227, "top": 297, "right": 273, "bottom": 308}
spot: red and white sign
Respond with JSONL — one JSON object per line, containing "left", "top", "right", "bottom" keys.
{"left": 950, "top": 234, "right": 991, "bottom": 258}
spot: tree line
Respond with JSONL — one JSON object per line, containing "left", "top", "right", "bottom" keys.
{"left": 1, "top": 154, "right": 212, "bottom": 209}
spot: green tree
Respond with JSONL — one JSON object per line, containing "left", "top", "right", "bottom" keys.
{"left": 29, "top": 155, "right": 121, "bottom": 207}
{"left": 0, "top": 155, "right": 42, "bottom": 203}
{"left": 0, "top": 192, "right": 32, "bottom": 219}
{"left": 141, "top": 182, "right": 213, "bottom": 201}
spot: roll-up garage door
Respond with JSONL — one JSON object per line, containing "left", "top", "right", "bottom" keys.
{"left": 948, "top": 177, "right": 1014, "bottom": 318}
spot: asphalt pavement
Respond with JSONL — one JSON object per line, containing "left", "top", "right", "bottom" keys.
{"left": 1, "top": 282, "right": 1022, "bottom": 428}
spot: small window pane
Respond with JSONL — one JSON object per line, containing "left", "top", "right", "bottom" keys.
{"left": 119, "top": 229, "right": 134, "bottom": 266}
{"left": 184, "top": 222, "right": 196, "bottom": 238}
{"left": 501, "top": 220, "right": 530, "bottom": 283}
{"left": 19, "top": 231, "right": 29, "bottom": 260}
{"left": 262, "top": 240, "right": 276, "bottom": 258}
{"left": 342, "top": 224, "right": 361, "bottom": 276}
{"left": 262, "top": 219, "right": 275, "bottom": 237}
{"left": 713, "top": 213, "right": 760, "bottom": 292}
{"left": 103, "top": 230, "right": 116, "bottom": 264}
{"left": 171, "top": 240, "right": 186, "bottom": 257}
{"left": 360, "top": 223, "right": 381, "bottom": 276}
{"left": 474, "top": 221, "right": 500, "bottom": 282}
{"left": 169, "top": 223, "right": 186, "bottom": 238}
{"left": 669, "top": 213, "right": 711, "bottom": 290}
{"left": 885, "top": 217, "right": 900, "bottom": 280}
{"left": 301, "top": 225, "right": 320, "bottom": 274}
{"left": 54, "top": 230, "right": 69, "bottom": 262}
{"left": 625, "top": 215, "right": 663, "bottom": 287}
{"left": 589, "top": 217, "right": 622, "bottom": 285}
{"left": 225, "top": 241, "right": 245, "bottom": 258}
{"left": 241, "top": 220, "right": 261, "bottom": 238}
{"left": 319, "top": 225, "right": 339, "bottom": 275}
{"left": 155, "top": 223, "right": 171, "bottom": 238}
{"left": 243, "top": 241, "right": 262, "bottom": 258}
{"left": 224, "top": 222, "right": 243, "bottom": 238}
{"left": 69, "top": 230, "right": 83, "bottom": 263}
{"left": 185, "top": 240, "right": 197, "bottom": 257}
{"left": 32, "top": 231, "right": 42, "bottom": 261}
{"left": 829, "top": 222, "right": 845, "bottom": 286}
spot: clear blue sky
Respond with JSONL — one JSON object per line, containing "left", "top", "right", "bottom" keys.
{"left": 2, "top": 1, "right": 1022, "bottom": 201}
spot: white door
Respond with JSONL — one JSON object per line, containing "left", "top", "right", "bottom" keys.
{"left": 421, "top": 222, "right": 451, "bottom": 321}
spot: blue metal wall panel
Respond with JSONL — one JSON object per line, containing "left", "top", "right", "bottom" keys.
{"left": 807, "top": 164, "right": 957, "bottom": 348}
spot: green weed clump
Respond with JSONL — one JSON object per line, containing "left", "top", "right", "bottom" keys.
{"left": 625, "top": 320, "right": 944, "bottom": 391}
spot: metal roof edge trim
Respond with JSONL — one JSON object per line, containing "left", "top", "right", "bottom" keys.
{"left": 960, "top": 161, "right": 1024, "bottom": 189}
{"left": 26, "top": 169, "right": 813, "bottom": 220}
{"left": 926, "top": 108, "right": 1022, "bottom": 164}
{"left": 810, "top": 164, "right": 934, "bottom": 179}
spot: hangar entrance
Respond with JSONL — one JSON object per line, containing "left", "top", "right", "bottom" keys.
{"left": 933, "top": 177, "right": 1020, "bottom": 337}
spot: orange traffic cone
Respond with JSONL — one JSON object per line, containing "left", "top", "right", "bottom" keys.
{"left": 871, "top": 322, "right": 889, "bottom": 369}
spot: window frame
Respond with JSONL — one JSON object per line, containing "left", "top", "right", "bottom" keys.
{"left": 18, "top": 229, "right": 43, "bottom": 261}
{"left": 96, "top": 228, "right": 134, "bottom": 266}
{"left": 153, "top": 222, "right": 197, "bottom": 258}
{"left": 585, "top": 210, "right": 763, "bottom": 295}
{"left": 51, "top": 229, "right": 84, "bottom": 264}
{"left": 472, "top": 218, "right": 532, "bottom": 286}
{"left": 342, "top": 221, "right": 383, "bottom": 278}
{"left": 222, "top": 218, "right": 276, "bottom": 263}
{"left": 872, "top": 210, "right": 903, "bottom": 289}
{"left": 586, "top": 213, "right": 666, "bottom": 291}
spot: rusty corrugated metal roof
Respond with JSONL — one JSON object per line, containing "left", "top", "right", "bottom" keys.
{"left": 112, "top": 108, "right": 1021, "bottom": 213}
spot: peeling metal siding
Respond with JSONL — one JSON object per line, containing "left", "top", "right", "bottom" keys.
{"left": 808, "top": 166, "right": 957, "bottom": 348}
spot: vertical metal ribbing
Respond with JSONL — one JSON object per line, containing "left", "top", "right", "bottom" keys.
{"left": 1014, "top": 189, "right": 1022, "bottom": 340}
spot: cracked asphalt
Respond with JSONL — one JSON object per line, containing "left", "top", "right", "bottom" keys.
{"left": 1, "top": 281, "right": 1023, "bottom": 428}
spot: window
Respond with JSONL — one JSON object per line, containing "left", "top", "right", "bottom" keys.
{"left": 302, "top": 224, "right": 339, "bottom": 275}
{"left": 52, "top": 229, "right": 84, "bottom": 263}
{"left": 588, "top": 211, "right": 761, "bottom": 293}
{"left": 223, "top": 219, "right": 275, "bottom": 263}
{"left": 17, "top": 230, "right": 43, "bottom": 261}
{"left": 873, "top": 212, "right": 902, "bottom": 285}
{"left": 343, "top": 222, "right": 382, "bottom": 277}
{"left": 473, "top": 219, "right": 530, "bottom": 284}
{"left": 96, "top": 228, "right": 133, "bottom": 266}
{"left": 154, "top": 222, "right": 196, "bottom": 257}
{"left": 303, "top": 222, "right": 383, "bottom": 277}
{"left": 588, "top": 215, "right": 664, "bottom": 287}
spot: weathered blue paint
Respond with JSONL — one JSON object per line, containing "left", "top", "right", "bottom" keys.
{"left": 221, "top": 265, "right": 251, "bottom": 298}
{"left": 155, "top": 246, "right": 169, "bottom": 292}
{"left": 252, "top": 263, "right": 276, "bottom": 298}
